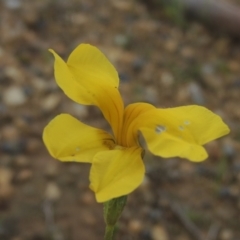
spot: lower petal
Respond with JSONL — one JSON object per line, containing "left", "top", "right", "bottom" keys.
{"left": 89, "top": 147, "right": 144, "bottom": 202}
{"left": 140, "top": 128, "right": 208, "bottom": 162}
{"left": 43, "top": 114, "right": 115, "bottom": 163}
{"left": 125, "top": 104, "right": 229, "bottom": 162}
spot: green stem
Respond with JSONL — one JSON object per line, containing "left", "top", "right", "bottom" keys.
{"left": 104, "top": 225, "right": 115, "bottom": 240}
{"left": 103, "top": 195, "right": 127, "bottom": 240}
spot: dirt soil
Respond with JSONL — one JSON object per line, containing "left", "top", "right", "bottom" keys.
{"left": 0, "top": 0, "right": 240, "bottom": 240}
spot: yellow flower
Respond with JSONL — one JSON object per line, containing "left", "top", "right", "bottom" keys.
{"left": 43, "top": 44, "right": 230, "bottom": 202}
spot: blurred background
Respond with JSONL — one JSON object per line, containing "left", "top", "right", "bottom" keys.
{"left": 0, "top": 0, "right": 240, "bottom": 239}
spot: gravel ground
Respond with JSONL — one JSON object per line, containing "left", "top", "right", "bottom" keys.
{"left": 0, "top": 0, "right": 240, "bottom": 240}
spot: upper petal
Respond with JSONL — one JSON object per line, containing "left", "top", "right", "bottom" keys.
{"left": 49, "top": 44, "right": 124, "bottom": 140}
{"left": 89, "top": 147, "right": 145, "bottom": 202}
{"left": 43, "top": 114, "right": 115, "bottom": 163}
{"left": 67, "top": 44, "right": 119, "bottom": 87}
{"left": 124, "top": 104, "right": 230, "bottom": 161}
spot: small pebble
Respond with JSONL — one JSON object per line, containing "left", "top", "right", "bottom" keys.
{"left": 149, "top": 209, "right": 163, "bottom": 222}
{"left": 128, "top": 219, "right": 142, "bottom": 233}
{"left": 119, "top": 72, "right": 130, "bottom": 82}
{"left": 227, "top": 60, "right": 239, "bottom": 72}
{"left": 140, "top": 229, "right": 152, "bottom": 239}
{"left": 229, "top": 185, "right": 239, "bottom": 198}
{"left": 142, "top": 191, "right": 155, "bottom": 204}
{"left": 0, "top": 184, "right": 14, "bottom": 203}
{"left": 0, "top": 168, "right": 13, "bottom": 185}
{"left": 222, "top": 138, "right": 235, "bottom": 160}
{"left": 218, "top": 187, "right": 237, "bottom": 199}
{"left": 26, "top": 138, "right": 41, "bottom": 153}
{"left": 177, "top": 86, "right": 190, "bottom": 103}
{"left": 214, "top": 38, "right": 229, "bottom": 55}
{"left": 84, "top": 212, "right": 97, "bottom": 225}
{"left": 22, "top": 9, "right": 40, "bottom": 27}
{"left": 132, "top": 57, "right": 145, "bottom": 72}
{"left": 14, "top": 117, "right": 29, "bottom": 130}
{"left": 145, "top": 86, "right": 158, "bottom": 104}
{"left": 41, "top": 94, "right": 61, "bottom": 112}
{"left": 151, "top": 225, "right": 169, "bottom": 240}
{"left": 15, "top": 169, "right": 33, "bottom": 182}
{"left": 11, "top": 237, "right": 23, "bottom": 240}
{"left": 70, "top": 103, "right": 88, "bottom": 118}
{"left": 45, "top": 182, "right": 61, "bottom": 202}
{"left": 179, "top": 161, "right": 195, "bottom": 175}
{"left": 180, "top": 46, "right": 195, "bottom": 59}
{"left": 138, "top": 176, "right": 151, "bottom": 191}
{"left": 0, "top": 140, "right": 26, "bottom": 154}
{"left": 3, "top": 86, "right": 27, "bottom": 106}
{"left": 134, "top": 20, "right": 159, "bottom": 33}
{"left": 81, "top": 192, "right": 95, "bottom": 205}
{"left": 1, "top": 125, "right": 19, "bottom": 140}
{"left": 195, "top": 165, "right": 216, "bottom": 178}
{"left": 5, "top": 67, "right": 24, "bottom": 83}
{"left": 219, "top": 229, "right": 234, "bottom": 240}
{"left": 110, "top": 0, "right": 133, "bottom": 11}
{"left": 114, "top": 34, "right": 129, "bottom": 48}
{"left": 0, "top": 103, "right": 6, "bottom": 114}
{"left": 165, "top": 39, "right": 178, "bottom": 52}
{"left": 4, "top": 0, "right": 21, "bottom": 9}
{"left": 205, "top": 141, "right": 221, "bottom": 160}
{"left": 188, "top": 82, "right": 205, "bottom": 105}
{"left": 160, "top": 72, "right": 174, "bottom": 87}
{"left": 167, "top": 169, "right": 181, "bottom": 181}
{"left": 201, "top": 64, "right": 215, "bottom": 76}
{"left": 14, "top": 155, "right": 30, "bottom": 168}
{"left": 0, "top": 155, "right": 12, "bottom": 166}
{"left": 175, "top": 235, "right": 191, "bottom": 240}
{"left": 70, "top": 13, "right": 89, "bottom": 25}
{"left": 0, "top": 168, "right": 14, "bottom": 205}
{"left": 45, "top": 161, "right": 59, "bottom": 178}
{"left": 32, "top": 77, "right": 48, "bottom": 92}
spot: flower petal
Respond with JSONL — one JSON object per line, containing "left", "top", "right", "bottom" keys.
{"left": 67, "top": 44, "right": 119, "bottom": 88}
{"left": 49, "top": 49, "right": 93, "bottom": 104}
{"left": 121, "top": 102, "right": 155, "bottom": 147}
{"left": 43, "top": 114, "right": 115, "bottom": 163}
{"left": 125, "top": 104, "right": 230, "bottom": 161}
{"left": 140, "top": 127, "right": 208, "bottom": 161}
{"left": 89, "top": 147, "right": 144, "bottom": 202}
{"left": 49, "top": 44, "right": 124, "bottom": 140}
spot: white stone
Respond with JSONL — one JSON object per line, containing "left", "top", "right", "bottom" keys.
{"left": 42, "top": 94, "right": 61, "bottom": 111}
{"left": 45, "top": 182, "right": 61, "bottom": 202}
{"left": 3, "top": 86, "right": 27, "bottom": 106}
{"left": 152, "top": 225, "right": 169, "bottom": 240}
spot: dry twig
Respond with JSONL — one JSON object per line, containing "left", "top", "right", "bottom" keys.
{"left": 142, "top": 0, "right": 240, "bottom": 38}
{"left": 170, "top": 202, "right": 204, "bottom": 240}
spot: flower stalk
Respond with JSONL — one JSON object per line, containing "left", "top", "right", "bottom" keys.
{"left": 104, "top": 226, "right": 115, "bottom": 240}
{"left": 103, "top": 195, "right": 127, "bottom": 240}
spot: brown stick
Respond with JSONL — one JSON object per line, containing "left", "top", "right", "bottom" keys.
{"left": 142, "top": 0, "right": 240, "bottom": 38}
{"left": 206, "top": 222, "right": 221, "bottom": 240}
{"left": 169, "top": 202, "right": 205, "bottom": 240}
